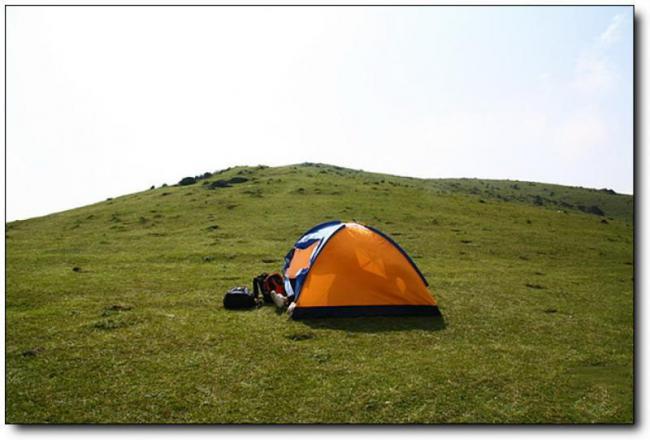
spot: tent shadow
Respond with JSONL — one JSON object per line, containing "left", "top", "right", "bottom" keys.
{"left": 298, "top": 314, "right": 446, "bottom": 333}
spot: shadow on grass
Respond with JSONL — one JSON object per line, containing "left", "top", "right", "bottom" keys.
{"left": 299, "top": 315, "right": 446, "bottom": 333}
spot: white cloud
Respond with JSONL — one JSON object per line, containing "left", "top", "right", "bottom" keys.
{"left": 572, "top": 50, "right": 617, "bottom": 94}
{"left": 555, "top": 14, "right": 630, "bottom": 163}
{"left": 553, "top": 109, "right": 609, "bottom": 161}
{"left": 599, "top": 13, "right": 626, "bottom": 47}
{"left": 571, "top": 12, "right": 628, "bottom": 95}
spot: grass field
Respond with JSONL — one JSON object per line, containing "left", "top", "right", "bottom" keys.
{"left": 5, "top": 163, "right": 634, "bottom": 423}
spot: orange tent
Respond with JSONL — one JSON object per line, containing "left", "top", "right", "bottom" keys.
{"left": 283, "top": 221, "right": 440, "bottom": 319}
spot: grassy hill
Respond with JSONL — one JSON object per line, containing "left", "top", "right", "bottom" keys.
{"left": 5, "top": 163, "right": 634, "bottom": 423}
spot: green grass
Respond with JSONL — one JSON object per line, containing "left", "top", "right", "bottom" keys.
{"left": 5, "top": 163, "right": 633, "bottom": 423}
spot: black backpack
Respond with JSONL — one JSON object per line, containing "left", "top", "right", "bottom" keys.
{"left": 223, "top": 286, "right": 259, "bottom": 309}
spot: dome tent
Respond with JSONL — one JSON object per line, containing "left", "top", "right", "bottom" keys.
{"left": 283, "top": 221, "right": 440, "bottom": 319}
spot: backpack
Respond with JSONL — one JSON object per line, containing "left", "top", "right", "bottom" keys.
{"left": 223, "top": 286, "right": 259, "bottom": 309}
{"left": 253, "top": 272, "right": 286, "bottom": 304}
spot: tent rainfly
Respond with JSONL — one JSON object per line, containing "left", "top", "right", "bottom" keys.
{"left": 283, "top": 221, "right": 441, "bottom": 319}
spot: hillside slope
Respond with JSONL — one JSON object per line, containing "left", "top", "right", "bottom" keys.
{"left": 6, "top": 164, "right": 634, "bottom": 423}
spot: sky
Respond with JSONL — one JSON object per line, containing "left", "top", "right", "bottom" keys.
{"left": 6, "top": 6, "right": 634, "bottom": 221}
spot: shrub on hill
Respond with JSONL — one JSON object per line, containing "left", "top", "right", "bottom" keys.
{"left": 177, "top": 172, "right": 215, "bottom": 187}
{"left": 179, "top": 177, "right": 197, "bottom": 186}
{"left": 208, "top": 180, "right": 231, "bottom": 189}
{"left": 579, "top": 205, "right": 605, "bottom": 216}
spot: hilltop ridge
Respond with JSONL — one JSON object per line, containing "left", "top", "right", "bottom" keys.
{"left": 167, "top": 162, "right": 633, "bottom": 222}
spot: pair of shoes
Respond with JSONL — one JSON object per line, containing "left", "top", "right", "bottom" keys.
{"left": 271, "top": 290, "right": 288, "bottom": 309}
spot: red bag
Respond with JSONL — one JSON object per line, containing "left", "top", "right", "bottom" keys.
{"left": 253, "top": 272, "right": 285, "bottom": 303}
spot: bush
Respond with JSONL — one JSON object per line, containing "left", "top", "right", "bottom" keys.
{"left": 228, "top": 177, "right": 248, "bottom": 184}
{"left": 578, "top": 205, "right": 605, "bottom": 216}
{"left": 586, "top": 205, "right": 605, "bottom": 216}
{"left": 209, "top": 180, "right": 231, "bottom": 189}
{"left": 179, "top": 177, "right": 196, "bottom": 186}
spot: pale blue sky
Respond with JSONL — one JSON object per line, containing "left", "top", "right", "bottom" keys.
{"left": 7, "top": 6, "right": 633, "bottom": 221}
